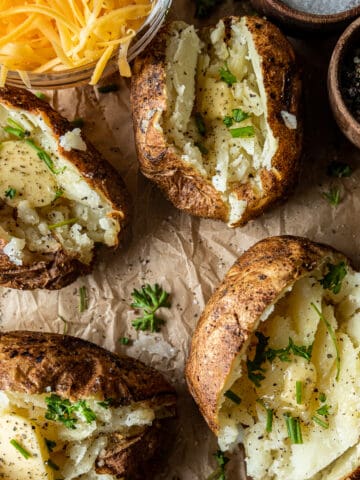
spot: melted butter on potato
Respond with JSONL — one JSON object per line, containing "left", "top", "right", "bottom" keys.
{"left": 0, "top": 140, "right": 57, "bottom": 207}
{"left": 218, "top": 262, "right": 360, "bottom": 480}
{"left": 0, "top": 413, "right": 54, "bottom": 479}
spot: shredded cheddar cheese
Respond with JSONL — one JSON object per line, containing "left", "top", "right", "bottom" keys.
{"left": 0, "top": 0, "right": 152, "bottom": 86}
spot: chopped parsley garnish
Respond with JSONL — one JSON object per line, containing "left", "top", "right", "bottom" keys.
{"left": 45, "top": 394, "right": 96, "bottom": 429}
{"left": 131, "top": 283, "right": 170, "bottom": 332}
{"left": 296, "top": 380, "right": 302, "bottom": 404}
{"left": 10, "top": 439, "right": 32, "bottom": 459}
{"left": 229, "top": 126, "right": 255, "bottom": 138}
{"left": 79, "top": 285, "right": 88, "bottom": 312}
{"left": 118, "top": 336, "right": 131, "bottom": 345}
{"left": 223, "top": 116, "right": 233, "bottom": 127}
{"left": 246, "top": 332, "right": 269, "bottom": 387}
{"left": 207, "top": 450, "right": 229, "bottom": 480}
{"left": 311, "top": 302, "right": 340, "bottom": 381}
{"left": 70, "top": 118, "right": 84, "bottom": 128}
{"left": 266, "top": 337, "right": 313, "bottom": 363}
{"left": 312, "top": 415, "right": 329, "bottom": 429}
{"left": 224, "top": 390, "right": 241, "bottom": 404}
{"left": 195, "top": 141, "right": 209, "bottom": 155}
{"left": 319, "top": 262, "right": 347, "bottom": 294}
{"left": 5, "top": 187, "right": 16, "bottom": 199}
{"left": 45, "top": 439, "right": 56, "bottom": 452}
{"left": 223, "top": 109, "right": 250, "bottom": 128}
{"left": 45, "top": 459, "right": 60, "bottom": 471}
{"left": 195, "top": 0, "right": 221, "bottom": 18}
{"left": 25, "top": 139, "right": 65, "bottom": 175}
{"left": 284, "top": 413, "right": 303, "bottom": 444}
{"left": 48, "top": 218, "right": 77, "bottom": 230}
{"left": 319, "top": 392, "right": 327, "bottom": 402}
{"left": 97, "top": 84, "right": 118, "bottom": 93}
{"left": 97, "top": 398, "right": 113, "bottom": 409}
{"left": 316, "top": 404, "right": 330, "bottom": 416}
{"left": 219, "top": 63, "right": 237, "bottom": 86}
{"left": 322, "top": 186, "right": 341, "bottom": 206}
{"left": 247, "top": 333, "right": 313, "bottom": 387}
{"left": 195, "top": 113, "right": 206, "bottom": 136}
{"left": 232, "top": 109, "right": 250, "bottom": 123}
{"left": 327, "top": 161, "right": 352, "bottom": 178}
{"left": 34, "top": 92, "right": 47, "bottom": 100}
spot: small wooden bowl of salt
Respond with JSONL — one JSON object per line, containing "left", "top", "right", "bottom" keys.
{"left": 250, "top": 0, "right": 360, "bottom": 35}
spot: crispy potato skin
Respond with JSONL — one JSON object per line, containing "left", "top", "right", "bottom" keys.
{"left": 0, "top": 86, "right": 132, "bottom": 290}
{"left": 131, "top": 16, "right": 302, "bottom": 227}
{"left": 0, "top": 331, "right": 176, "bottom": 479}
{"left": 185, "top": 236, "right": 345, "bottom": 435}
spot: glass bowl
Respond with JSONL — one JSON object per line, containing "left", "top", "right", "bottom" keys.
{"left": 4, "top": 0, "right": 172, "bottom": 90}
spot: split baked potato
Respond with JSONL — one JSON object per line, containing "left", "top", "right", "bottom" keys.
{"left": 0, "top": 86, "right": 131, "bottom": 289}
{"left": 0, "top": 330, "right": 176, "bottom": 480}
{"left": 131, "top": 16, "right": 302, "bottom": 227}
{"left": 186, "top": 236, "right": 360, "bottom": 479}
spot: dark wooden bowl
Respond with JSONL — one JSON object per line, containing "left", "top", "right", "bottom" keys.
{"left": 328, "top": 16, "right": 360, "bottom": 149}
{"left": 250, "top": 0, "right": 360, "bottom": 36}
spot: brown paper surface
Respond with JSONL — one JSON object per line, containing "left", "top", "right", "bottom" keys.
{"left": 1, "top": 1, "right": 360, "bottom": 478}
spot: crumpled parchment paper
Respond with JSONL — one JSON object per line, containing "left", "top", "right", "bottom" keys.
{"left": 1, "top": 0, "right": 360, "bottom": 478}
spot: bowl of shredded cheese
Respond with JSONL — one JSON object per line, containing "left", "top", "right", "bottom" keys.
{"left": 0, "top": 0, "right": 172, "bottom": 89}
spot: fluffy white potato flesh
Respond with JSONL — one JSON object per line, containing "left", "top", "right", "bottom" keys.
{"left": 163, "top": 19, "right": 278, "bottom": 226}
{"left": 0, "top": 391, "right": 157, "bottom": 480}
{"left": 218, "top": 261, "right": 360, "bottom": 479}
{"left": 0, "top": 105, "right": 120, "bottom": 266}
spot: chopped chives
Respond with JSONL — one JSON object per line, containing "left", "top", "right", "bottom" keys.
{"left": 25, "top": 139, "right": 64, "bottom": 175}
{"left": 119, "top": 337, "right": 130, "bottom": 345}
{"left": 284, "top": 414, "right": 302, "bottom": 444}
{"left": 311, "top": 302, "right": 340, "bottom": 381}
{"left": 319, "top": 392, "right": 326, "bottom": 402}
{"left": 3, "top": 126, "right": 26, "bottom": 138}
{"left": 48, "top": 218, "right": 77, "bottom": 230}
{"left": 266, "top": 408, "right": 273, "bottom": 433}
{"left": 224, "top": 389, "right": 241, "bottom": 404}
{"left": 312, "top": 415, "right": 329, "bottom": 429}
{"left": 229, "top": 126, "right": 255, "bottom": 138}
{"left": 10, "top": 439, "right": 31, "bottom": 459}
{"left": 34, "top": 92, "right": 47, "bottom": 100}
{"left": 296, "top": 380, "right": 302, "bottom": 404}
{"left": 79, "top": 286, "right": 88, "bottom": 312}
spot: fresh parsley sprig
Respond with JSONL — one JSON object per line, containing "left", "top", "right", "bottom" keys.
{"left": 131, "top": 283, "right": 171, "bottom": 332}
{"left": 319, "top": 262, "right": 347, "bottom": 294}
{"left": 5, "top": 187, "right": 16, "bottom": 199}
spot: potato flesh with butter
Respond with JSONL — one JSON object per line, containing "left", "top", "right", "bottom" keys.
{"left": 218, "top": 263, "right": 360, "bottom": 479}
{"left": 0, "top": 390, "right": 158, "bottom": 480}
{"left": 164, "top": 19, "right": 277, "bottom": 226}
{"left": 0, "top": 106, "right": 120, "bottom": 267}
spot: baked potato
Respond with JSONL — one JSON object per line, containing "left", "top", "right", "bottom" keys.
{"left": 131, "top": 16, "right": 302, "bottom": 227}
{"left": 186, "top": 236, "right": 360, "bottom": 479}
{"left": 0, "top": 86, "right": 131, "bottom": 289}
{"left": 0, "top": 330, "right": 176, "bottom": 480}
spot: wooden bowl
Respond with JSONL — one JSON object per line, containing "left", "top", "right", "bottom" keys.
{"left": 250, "top": 0, "right": 360, "bottom": 36}
{"left": 328, "top": 16, "right": 360, "bottom": 149}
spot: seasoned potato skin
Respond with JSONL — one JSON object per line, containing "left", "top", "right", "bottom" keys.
{"left": 131, "top": 16, "right": 302, "bottom": 227}
{"left": 0, "top": 86, "right": 131, "bottom": 290}
{"left": 0, "top": 331, "right": 176, "bottom": 479}
{"left": 185, "top": 236, "right": 345, "bottom": 435}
